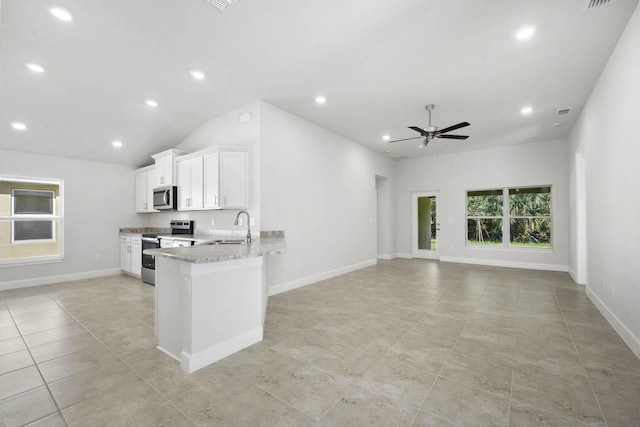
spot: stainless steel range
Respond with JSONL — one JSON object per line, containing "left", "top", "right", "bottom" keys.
{"left": 140, "top": 220, "right": 194, "bottom": 285}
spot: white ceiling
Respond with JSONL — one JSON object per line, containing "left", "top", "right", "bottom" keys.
{"left": 1, "top": 0, "right": 638, "bottom": 167}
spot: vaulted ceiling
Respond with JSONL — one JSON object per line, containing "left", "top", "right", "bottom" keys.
{"left": 1, "top": 0, "right": 638, "bottom": 167}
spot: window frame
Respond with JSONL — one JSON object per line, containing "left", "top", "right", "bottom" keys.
{"left": 465, "top": 185, "right": 553, "bottom": 251}
{"left": 466, "top": 189, "right": 504, "bottom": 246}
{"left": 11, "top": 189, "right": 57, "bottom": 243}
{"left": 0, "top": 176, "right": 64, "bottom": 266}
{"left": 507, "top": 186, "right": 552, "bottom": 248}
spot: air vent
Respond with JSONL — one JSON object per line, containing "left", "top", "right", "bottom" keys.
{"left": 395, "top": 156, "right": 410, "bottom": 160}
{"left": 203, "top": 0, "right": 236, "bottom": 12}
{"left": 556, "top": 108, "right": 572, "bottom": 115}
{"left": 584, "top": 0, "right": 617, "bottom": 11}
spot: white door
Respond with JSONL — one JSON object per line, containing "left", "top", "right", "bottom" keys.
{"left": 412, "top": 191, "right": 440, "bottom": 259}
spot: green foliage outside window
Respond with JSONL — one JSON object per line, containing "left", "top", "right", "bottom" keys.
{"left": 467, "top": 187, "right": 551, "bottom": 248}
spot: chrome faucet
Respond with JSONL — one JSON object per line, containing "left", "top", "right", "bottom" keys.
{"left": 234, "top": 210, "right": 252, "bottom": 243}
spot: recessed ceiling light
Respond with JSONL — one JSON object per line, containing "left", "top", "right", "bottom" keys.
{"left": 190, "top": 70, "right": 206, "bottom": 80}
{"left": 382, "top": 135, "right": 390, "bottom": 141}
{"left": 145, "top": 100, "right": 158, "bottom": 108}
{"left": 315, "top": 95, "right": 326, "bottom": 105}
{"left": 112, "top": 140, "right": 123, "bottom": 148}
{"left": 516, "top": 26, "right": 535, "bottom": 40}
{"left": 552, "top": 122, "right": 561, "bottom": 127}
{"left": 50, "top": 6, "right": 73, "bottom": 21}
{"left": 11, "top": 122, "right": 27, "bottom": 131}
{"left": 26, "top": 63, "right": 45, "bottom": 73}
{"left": 521, "top": 106, "right": 533, "bottom": 115}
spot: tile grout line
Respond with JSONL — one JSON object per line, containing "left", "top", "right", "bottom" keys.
{"left": 43, "top": 289, "right": 196, "bottom": 426}
{"left": 8, "top": 294, "right": 70, "bottom": 427}
{"left": 553, "top": 287, "right": 609, "bottom": 427}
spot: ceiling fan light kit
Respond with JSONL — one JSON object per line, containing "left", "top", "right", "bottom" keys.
{"left": 388, "top": 104, "right": 470, "bottom": 148}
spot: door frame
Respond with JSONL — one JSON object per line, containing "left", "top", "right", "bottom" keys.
{"left": 412, "top": 191, "right": 440, "bottom": 259}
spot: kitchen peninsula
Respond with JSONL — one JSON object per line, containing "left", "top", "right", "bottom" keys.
{"left": 144, "top": 232, "right": 285, "bottom": 373}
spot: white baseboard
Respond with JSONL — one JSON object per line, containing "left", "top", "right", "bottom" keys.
{"left": 180, "top": 327, "right": 263, "bottom": 373}
{"left": 268, "top": 259, "right": 377, "bottom": 296}
{"left": 0, "top": 268, "right": 122, "bottom": 291}
{"left": 587, "top": 287, "right": 640, "bottom": 358}
{"left": 396, "top": 253, "right": 412, "bottom": 259}
{"left": 377, "top": 253, "right": 395, "bottom": 260}
{"left": 440, "top": 256, "right": 568, "bottom": 272}
{"left": 568, "top": 267, "right": 587, "bottom": 285}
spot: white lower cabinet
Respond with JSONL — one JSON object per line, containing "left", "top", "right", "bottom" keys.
{"left": 120, "top": 235, "right": 142, "bottom": 277}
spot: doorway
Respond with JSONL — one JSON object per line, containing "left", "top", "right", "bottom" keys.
{"left": 412, "top": 191, "right": 440, "bottom": 259}
{"left": 575, "top": 144, "right": 587, "bottom": 284}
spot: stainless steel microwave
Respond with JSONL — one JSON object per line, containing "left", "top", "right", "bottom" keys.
{"left": 153, "top": 186, "right": 177, "bottom": 210}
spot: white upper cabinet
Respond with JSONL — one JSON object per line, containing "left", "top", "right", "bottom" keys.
{"left": 220, "top": 151, "right": 248, "bottom": 209}
{"left": 152, "top": 149, "right": 188, "bottom": 187}
{"left": 138, "top": 147, "right": 247, "bottom": 212}
{"left": 203, "top": 152, "right": 220, "bottom": 209}
{"left": 204, "top": 149, "right": 248, "bottom": 209}
{"left": 134, "top": 165, "right": 157, "bottom": 213}
{"left": 177, "top": 156, "right": 204, "bottom": 210}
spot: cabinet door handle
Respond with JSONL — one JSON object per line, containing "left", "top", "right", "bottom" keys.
{"left": 215, "top": 195, "right": 218, "bottom": 206}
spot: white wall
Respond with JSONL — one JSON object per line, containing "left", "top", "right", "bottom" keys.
{"left": 260, "top": 103, "right": 396, "bottom": 294}
{"left": 0, "top": 149, "right": 139, "bottom": 289}
{"left": 395, "top": 139, "right": 570, "bottom": 271}
{"left": 568, "top": 2, "right": 640, "bottom": 356}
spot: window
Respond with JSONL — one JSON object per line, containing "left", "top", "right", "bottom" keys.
{"left": 466, "top": 189, "right": 504, "bottom": 245}
{"left": 12, "top": 189, "right": 56, "bottom": 242}
{"left": 509, "top": 186, "right": 551, "bottom": 248}
{"left": 466, "top": 186, "right": 552, "bottom": 249}
{"left": 1, "top": 177, "right": 63, "bottom": 265}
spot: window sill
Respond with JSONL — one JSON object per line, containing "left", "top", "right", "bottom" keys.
{"left": 465, "top": 245, "right": 554, "bottom": 255}
{"left": 0, "top": 255, "right": 64, "bottom": 267}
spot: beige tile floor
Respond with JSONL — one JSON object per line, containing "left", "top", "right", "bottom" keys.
{"left": 1, "top": 259, "right": 639, "bottom": 426}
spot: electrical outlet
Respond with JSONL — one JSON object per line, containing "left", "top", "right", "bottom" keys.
{"left": 238, "top": 218, "right": 243, "bottom": 226}
{"left": 250, "top": 218, "right": 255, "bottom": 226}
{"left": 211, "top": 218, "right": 215, "bottom": 226}
{"left": 95, "top": 254, "right": 101, "bottom": 261}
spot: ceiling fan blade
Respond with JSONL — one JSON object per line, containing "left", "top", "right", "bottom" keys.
{"left": 435, "top": 122, "right": 470, "bottom": 135}
{"left": 437, "top": 134, "right": 469, "bottom": 140}
{"left": 387, "top": 136, "right": 423, "bottom": 143}
{"left": 408, "top": 126, "right": 429, "bottom": 136}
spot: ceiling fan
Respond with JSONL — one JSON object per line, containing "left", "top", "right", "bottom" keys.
{"left": 388, "top": 104, "right": 470, "bottom": 148}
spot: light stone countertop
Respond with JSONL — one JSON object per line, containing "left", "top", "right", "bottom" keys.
{"left": 143, "top": 236, "right": 286, "bottom": 264}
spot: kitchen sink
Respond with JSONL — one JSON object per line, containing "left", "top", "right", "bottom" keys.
{"left": 210, "top": 239, "right": 247, "bottom": 245}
